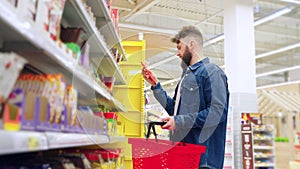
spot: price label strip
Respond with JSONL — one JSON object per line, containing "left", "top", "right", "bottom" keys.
{"left": 28, "top": 137, "right": 39, "bottom": 150}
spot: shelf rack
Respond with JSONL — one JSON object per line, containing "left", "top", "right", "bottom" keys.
{"left": 0, "top": 0, "right": 126, "bottom": 112}
{"left": 253, "top": 125, "right": 276, "bottom": 168}
{"left": 0, "top": 130, "right": 126, "bottom": 155}
{"left": 86, "top": 0, "right": 127, "bottom": 61}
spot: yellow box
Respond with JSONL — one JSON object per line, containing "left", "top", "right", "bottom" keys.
{"left": 119, "top": 64, "right": 143, "bottom": 87}
{"left": 121, "top": 40, "right": 145, "bottom": 64}
{"left": 125, "top": 159, "right": 133, "bottom": 169}
{"left": 117, "top": 122, "right": 125, "bottom": 135}
{"left": 113, "top": 87, "right": 143, "bottom": 112}
{"left": 117, "top": 111, "right": 145, "bottom": 137}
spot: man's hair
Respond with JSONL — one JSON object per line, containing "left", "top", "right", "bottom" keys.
{"left": 171, "top": 25, "right": 203, "bottom": 46}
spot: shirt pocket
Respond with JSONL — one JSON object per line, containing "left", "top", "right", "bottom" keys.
{"left": 180, "top": 78, "right": 200, "bottom": 114}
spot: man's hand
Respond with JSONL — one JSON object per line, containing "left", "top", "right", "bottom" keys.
{"left": 160, "top": 116, "right": 176, "bottom": 131}
{"left": 141, "top": 62, "right": 157, "bottom": 86}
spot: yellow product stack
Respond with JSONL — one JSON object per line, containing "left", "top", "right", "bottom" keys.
{"left": 113, "top": 40, "right": 146, "bottom": 168}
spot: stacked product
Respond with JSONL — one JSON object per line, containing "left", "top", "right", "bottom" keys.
{"left": 1, "top": 72, "right": 108, "bottom": 135}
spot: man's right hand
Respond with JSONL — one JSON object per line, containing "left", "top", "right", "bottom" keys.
{"left": 141, "top": 62, "right": 157, "bottom": 86}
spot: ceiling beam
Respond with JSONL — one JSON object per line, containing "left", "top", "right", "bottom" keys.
{"left": 118, "top": 22, "right": 178, "bottom": 34}
{"left": 122, "top": 0, "right": 162, "bottom": 22}
{"left": 256, "top": 42, "right": 300, "bottom": 59}
{"left": 111, "top": 0, "right": 135, "bottom": 11}
{"left": 256, "top": 65, "right": 300, "bottom": 78}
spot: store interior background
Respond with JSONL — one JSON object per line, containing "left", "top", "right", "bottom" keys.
{"left": 112, "top": 0, "right": 300, "bottom": 168}
{"left": 0, "top": 0, "right": 299, "bottom": 168}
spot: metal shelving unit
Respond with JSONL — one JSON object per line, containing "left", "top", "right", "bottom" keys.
{"left": 253, "top": 125, "right": 276, "bottom": 169}
{"left": 63, "top": 0, "right": 126, "bottom": 85}
{"left": 0, "top": 130, "right": 126, "bottom": 155}
{"left": 86, "top": 0, "right": 126, "bottom": 61}
{"left": 0, "top": 0, "right": 128, "bottom": 156}
{"left": 0, "top": 0, "right": 126, "bottom": 112}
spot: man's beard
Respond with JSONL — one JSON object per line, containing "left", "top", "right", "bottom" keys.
{"left": 182, "top": 46, "right": 192, "bottom": 66}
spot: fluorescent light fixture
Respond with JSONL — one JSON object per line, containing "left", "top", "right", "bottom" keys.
{"left": 118, "top": 23, "right": 178, "bottom": 35}
{"left": 204, "top": 34, "right": 225, "bottom": 47}
{"left": 256, "top": 65, "right": 300, "bottom": 78}
{"left": 253, "top": 7, "right": 292, "bottom": 26}
{"left": 204, "top": 6, "right": 292, "bottom": 45}
{"left": 138, "top": 32, "right": 144, "bottom": 40}
{"left": 281, "top": 0, "right": 300, "bottom": 5}
{"left": 256, "top": 79, "right": 300, "bottom": 89}
{"left": 256, "top": 42, "right": 300, "bottom": 59}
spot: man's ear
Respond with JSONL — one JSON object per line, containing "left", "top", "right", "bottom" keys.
{"left": 189, "top": 40, "right": 195, "bottom": 49}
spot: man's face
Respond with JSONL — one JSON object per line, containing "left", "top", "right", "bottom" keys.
{"left": 176, "top": 39, "right": 192, "bottom": 66}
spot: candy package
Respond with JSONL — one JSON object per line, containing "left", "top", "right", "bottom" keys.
{"left": 0, "top": 53, "right": 27, "bottom": 104}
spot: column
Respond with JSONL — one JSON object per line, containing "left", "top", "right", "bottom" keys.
{"left": 224, "top": 0, "right": 258, "bottom": 168}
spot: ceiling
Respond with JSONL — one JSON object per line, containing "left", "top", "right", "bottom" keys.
{"left": 111, "top": 0, "right": 300, "bottom": 90}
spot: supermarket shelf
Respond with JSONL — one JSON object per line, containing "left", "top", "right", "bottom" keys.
{"left": 45, "top": 132, "right": 110, "bottom": 149}
{"left": 117, "top": 165, "right": 125, "bottom": 169}
{"left": 254, "top": 154, "right": 275, "bottom": 158}
{"left": 253, "top": 136, "right": 273, "bottom": 141}
{"left": 108, "top": 136, "right": 127, "bottom": 144}
{"left": 63, "top": 0, "right": 126, "bottom": 85}
{"left": 253, "top": 126, "right": 273, "bottom": 132}
{"left": 0, "top": 130, "right": 48, "bottom": 155}
{"left": 0, "top": 1, "right": 126, "bottom": 112}
{"left": 90, "top": 96, "right": 126, "bottom": 112}
{"left": 0, "top": 130, "right": 127, "bottom": 155}
{"left": 254, "top": 163, "right": 275, "bottom": 167}
{"left": 86, "top": 0, "right": 127, "bottom": 61}
{"left": 253, "top": 146, "right": 274, "bottom": 150}
{"left": 253, "top": 129, "right": 273, "bottom": 132}
{"left": 110, "top": 97, "right": 127, "bottom": 112}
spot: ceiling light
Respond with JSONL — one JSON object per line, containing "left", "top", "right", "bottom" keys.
{"left": 204, "top": 34, "right": 225, "bottom": 47}
{"left": 118, "top": 23, "right": 177, "bottom": 35}
{"left": 256, "top": 79, "right": 300, "bottom": 89}
{"left": 138, "top": 32, "right": 143, "bottom": 40}
{"left": 253, "top": 7, "right": 292, "bottom": 26}
{"left": 256, "top": 42, "right": 300, "bottom": 59}
{"left": 256, "top": 65, "right": 300, "bottom": 78}
{"left": 204, "top": 6, "right": 292, "bottom": 45}
{"left": 281, "top": 0, "right": 300, "bottom": 5}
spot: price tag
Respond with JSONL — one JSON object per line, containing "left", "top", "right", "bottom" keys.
{"left": 28, "top": 137, "right": 39, "bottom": 149}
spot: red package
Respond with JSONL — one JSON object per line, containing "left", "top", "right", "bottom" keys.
{"left": 141, "top": 62, "right": 156, "bottom": 85}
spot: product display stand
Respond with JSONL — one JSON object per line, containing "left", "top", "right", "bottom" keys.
{"left": 253, "top": 124, "right": 276, "bottom": 168}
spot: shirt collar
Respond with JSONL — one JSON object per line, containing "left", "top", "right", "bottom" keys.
{"left": 188, "top": 57, "right": 210, "bottom": 71}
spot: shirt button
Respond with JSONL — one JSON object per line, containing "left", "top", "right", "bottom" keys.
{"left": 190, "top": 88, "right": 193, "bottom": 91}
{"left": 185, "top": 74, "right": 188, "bottom": 76}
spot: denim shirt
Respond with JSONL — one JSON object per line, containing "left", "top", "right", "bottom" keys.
{"left": 151, "top": 57, "right": 229, "bottom": 169}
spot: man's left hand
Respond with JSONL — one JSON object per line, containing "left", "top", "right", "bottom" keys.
{"left": 160, "top": 116, "right": 176, "bottom": 131}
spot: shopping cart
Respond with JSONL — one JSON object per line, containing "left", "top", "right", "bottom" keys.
{"left": 128, "top": 122, "right": 206, "bottom": 169}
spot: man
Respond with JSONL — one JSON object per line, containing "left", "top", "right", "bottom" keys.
{"left": 142, "top": 25, "right": 229, "bottom": 169}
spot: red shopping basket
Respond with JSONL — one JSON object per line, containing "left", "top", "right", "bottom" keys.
{"left": 129, "top": 138, "right": 206, "bottom": 169}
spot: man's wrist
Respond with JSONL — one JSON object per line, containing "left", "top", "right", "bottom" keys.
{"left": 151, "top": 82, "right": 160, "bottom": 90}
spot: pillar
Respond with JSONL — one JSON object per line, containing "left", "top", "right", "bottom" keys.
{"left": 224, "top": 0, "right": 258, "bottom": 168}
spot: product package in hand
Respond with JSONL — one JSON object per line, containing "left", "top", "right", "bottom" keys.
{"left": 141, "top": 62, "right": 156, "bottom": 85}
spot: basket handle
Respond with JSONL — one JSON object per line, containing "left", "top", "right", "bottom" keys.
{"left": 146, "top": 121, "right": 187, "bottom": 146}
{"left": 146, "top": 121, "right": 166, "bottom": 142}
